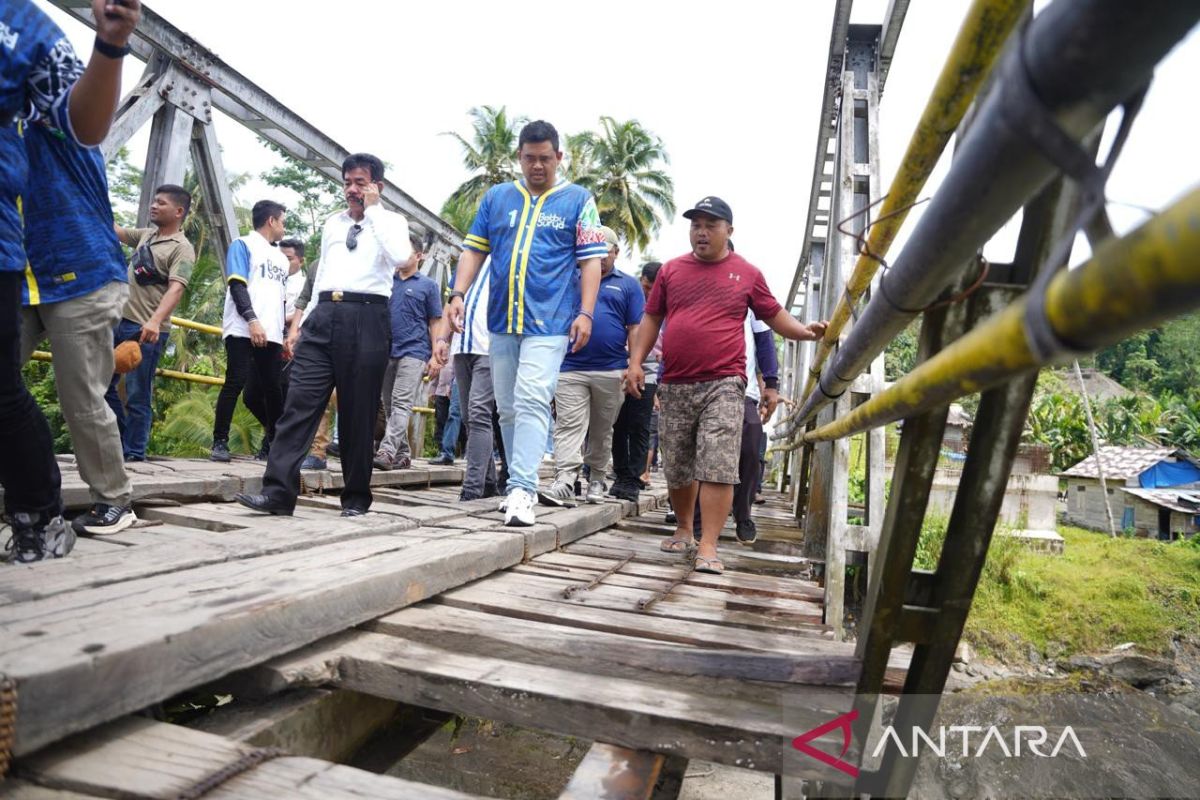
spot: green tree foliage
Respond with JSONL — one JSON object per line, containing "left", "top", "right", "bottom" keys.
{"left": 1095, "top": 313, "right": 1200, "bottom": 398}
{"left": 259, "top": 139, "right": 341, "bottom": 252}
{"left": 884, "top": 320, "right": 919, "bottom": 381}
{"left": 440, "top": 109, "right": 676, "bottom": 251}
{"left": 441, "top": 105, "right": 525, "bottom": 233}
{"left": 1025, "top": 382, "right": 1200, "bottom": 472}
{"left": 566, "top": 117, "right": 675, "bottom": 251}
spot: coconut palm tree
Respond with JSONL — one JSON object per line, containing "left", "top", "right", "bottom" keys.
{"left": 441, "top": 106, "right": 526, "bottom": 232}
{"left": 568, "top": 117, "right": 675, "bottom": 251}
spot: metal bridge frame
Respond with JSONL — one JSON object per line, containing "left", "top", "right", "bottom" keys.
{"left": 777, "top": 0, "right": 1198, "bottom": 796}
{"left": 48, "top": 0, "right": 462, "bottom": 290}
{"left": 49, "top": 0, "right": 462, "bottom": 451}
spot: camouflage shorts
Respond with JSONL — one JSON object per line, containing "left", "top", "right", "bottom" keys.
{"left": 658, "top": 376, "right": 746, "bottom": 488}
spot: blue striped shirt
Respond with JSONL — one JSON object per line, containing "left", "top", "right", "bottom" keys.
{"left": 463, "top": 180, "right": 608, "bottom": 336}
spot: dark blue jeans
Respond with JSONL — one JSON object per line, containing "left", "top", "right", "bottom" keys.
{"left": 105, "top": 318, "right": 163, "bottom": 460}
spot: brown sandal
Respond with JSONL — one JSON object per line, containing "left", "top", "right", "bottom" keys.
{"left": 660, "top": 535, "right": 696, "bottom": 553}
{"left": 693, "top": 555, "right": 725, "bottom": 575}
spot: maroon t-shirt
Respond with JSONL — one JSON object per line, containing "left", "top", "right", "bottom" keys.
{"left": 645, "top": 251, "right": 783, "bottom": 384}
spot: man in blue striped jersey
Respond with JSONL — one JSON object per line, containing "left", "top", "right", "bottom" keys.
{"left": 2, "top": 0, "right": 140, "bottom": 562}
{"left": 445, "top": 120, "right": 606, "bottom": 526}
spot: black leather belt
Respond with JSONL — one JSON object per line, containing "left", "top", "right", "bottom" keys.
{"left": 318, "top": 291, "right": 387, "bottom": 304}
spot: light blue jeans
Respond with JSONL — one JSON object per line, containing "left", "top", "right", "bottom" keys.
{"left": 489, "top": 333, "right": 568, "bottom": 494}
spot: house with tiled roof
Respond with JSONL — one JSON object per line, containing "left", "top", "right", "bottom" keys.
{"left": 1060, "top": 446, "right": 1200, "bottom": 539}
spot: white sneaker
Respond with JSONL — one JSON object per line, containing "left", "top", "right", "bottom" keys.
{"left": 586, "top": 480, "right": 606, "bottom": 504}
{"left": 537, "top": 480, "right": 576, "bottom": 507}
{"left": 504, "top": 489, "right": 536, "bottom": 527}
{"left": 497, "top": 495, "right": 509, "bottom": 513}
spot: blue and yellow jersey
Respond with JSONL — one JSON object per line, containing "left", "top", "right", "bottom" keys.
{"left": 463, "top": 179, "right": 608, "bottom": 336}
{"left": 2, "top": 0, "right": 85, "bottom": 275}
{"left": 20, "top": 120, "right": 126, "bottom": 306}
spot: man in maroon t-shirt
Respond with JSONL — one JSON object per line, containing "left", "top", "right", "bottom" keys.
{"left": 626, "top": 197, "right": 827, "bottom": 574}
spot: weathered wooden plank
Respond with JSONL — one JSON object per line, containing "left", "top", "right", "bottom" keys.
{"left": 559, "top": 743, "right": 672, "bottom": 800}
{"left": 533, "top": 551, "right": 824, "bottom": 602}
{"left": 463, "top": 526, "right": 558, "bottom": 560}
{"left": 509, "top": 562, "right": 824, "bottom": 618}
{"left": 78, "top": 521, "right": 216, "bottom": 547}
{"left": 436, "top": 584, "right": 840, "bottom": 655}
{"left": 17, "top": 718, "right": 487, "bottom": 800}
{"left": 298, "top": 493, "right": 471, "bottom": 524}
{"left": 0, "top": 515, "right": 419, "bottom": 604}
{"left": 472, "top": 571, "right": 823, "bottom": 631}
{"left": 19, "top": 717, "right": 251, "bottom": 799}
{"left": 0, "top": 782, "right": 99, "bottom": 799}
{"left": 1, "top": 534, "right": 523, "bottom": 756}
{"left": 213, "top": 756, "right": 487, "bottom": 799}
{"left": 251, "top": 630, "right": 854, "bottom": 778}
{"left": 566, "top": 538, "right": 810, "bottom": 577}
{"left": 367, "top": 604, "right": 860, "bottom": 686}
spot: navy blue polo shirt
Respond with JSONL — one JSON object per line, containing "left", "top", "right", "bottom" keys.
{"left": 388, "top": 271, "right": 442, "bottom": 360}
{"left": 562, "top": 267, "right": 644, "bottom": 372}
{"left": 22, "top": 120, "right": 126, "bottom": 305}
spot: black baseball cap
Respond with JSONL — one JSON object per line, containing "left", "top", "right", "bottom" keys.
{"left": 682, "top": 196, "right": 733, "bottom": 224}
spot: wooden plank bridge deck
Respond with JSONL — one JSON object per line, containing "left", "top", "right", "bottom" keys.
{"left": 1, "top": 457, "right": 907, "bottom": 797}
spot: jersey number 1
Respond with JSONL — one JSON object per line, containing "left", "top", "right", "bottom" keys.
{"left": 508, "top": 209, "right": 518, "bottom": 228}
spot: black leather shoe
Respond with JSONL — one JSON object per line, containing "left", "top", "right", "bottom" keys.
{"left": 340, "top": 507, "right": 366, "bottom": 517}
{"left": 234, "top": 493, "right": 292, "bottom": 516}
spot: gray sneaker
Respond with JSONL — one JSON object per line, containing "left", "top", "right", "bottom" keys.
{"left": 5, "top": 512, "right": 75, "bottom": 563}
{"left": 538, "top": 480, "right": 576, "bottom": 507}
{"left": 586, "top": 480, "right": 607, "bottom": 504}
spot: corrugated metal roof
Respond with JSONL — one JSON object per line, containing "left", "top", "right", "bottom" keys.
{"left": 1121, "top": 487, "right": 1200, "bottom": 514}
{"left": 1060, "top": 446, "right": 1178, "bottom": 480}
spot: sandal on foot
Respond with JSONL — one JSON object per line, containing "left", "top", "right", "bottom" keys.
{"left": 693, "top": 555, "right": 725, "bottom": 575}
{"left": 660, "top": 536, "right": 696, "bottom": 553}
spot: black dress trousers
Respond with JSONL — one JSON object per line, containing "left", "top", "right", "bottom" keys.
{"left": 261, "top": 299, "right": 390, "bottom": 512}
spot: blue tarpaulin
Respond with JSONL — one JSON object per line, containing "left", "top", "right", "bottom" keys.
{"left": 1138, "top": 460, "right": 1200, "bottom": 489}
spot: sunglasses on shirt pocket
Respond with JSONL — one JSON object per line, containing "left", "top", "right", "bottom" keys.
{"left": 346, "top": 224, "right": 363, "bottom": 251}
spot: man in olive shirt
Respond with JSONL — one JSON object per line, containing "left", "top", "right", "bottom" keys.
{"left": 104, "top": 184, "right": 196, "bottom": 461}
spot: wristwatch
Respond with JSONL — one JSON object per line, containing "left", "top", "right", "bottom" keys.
{"left": 448, "top": 290, "right": 466, "bottom": 302}
{"left": 94, "top": 36, "right": 131, "bottom": 59}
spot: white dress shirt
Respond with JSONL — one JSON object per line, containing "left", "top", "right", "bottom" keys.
{"left": 314, "top": 205, "right": 412, "bottom": 298}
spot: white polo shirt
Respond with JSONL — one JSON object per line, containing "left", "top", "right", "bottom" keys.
{"left": 451, "top": 257, "right": 492, "bottom": 357}
{"left": 314, "top": 205, "right": 412, "bottom": 298}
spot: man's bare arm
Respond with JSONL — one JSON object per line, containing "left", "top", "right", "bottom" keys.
{"left": 765, "top": 309, "right": 828, "bottom": 341}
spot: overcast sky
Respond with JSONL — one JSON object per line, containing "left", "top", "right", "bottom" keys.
{"left": 36, "top": 0, "right": 1199, "bottom": 298}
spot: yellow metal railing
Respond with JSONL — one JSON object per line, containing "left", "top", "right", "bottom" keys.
{"left": 803, "top": 186, "right": 1200, "bottom": 443}
{"left": 33, "top": 314, "right": 439, "bottom": 413}
{"left": 796, "top": 0, "right": 1028, "bottom": 409}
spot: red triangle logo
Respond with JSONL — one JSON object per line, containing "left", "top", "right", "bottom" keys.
{"left": 791, "top": 708, "right": 860, "bottom": 778}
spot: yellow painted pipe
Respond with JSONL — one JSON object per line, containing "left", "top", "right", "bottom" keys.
{"left": 157, "top": 367, "right": 224, "bottom": 386}
{"left": 804, "top": 186, "right": 1200, "bottom": 443}
{"left": 797, "top": 0, "right": 1028, "bottom": 408}
{"left": 30, "top": 350, "right": 226, "bottom": 386}
{"left": 169, "top": 316, "right": 223, "bottom": 336}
